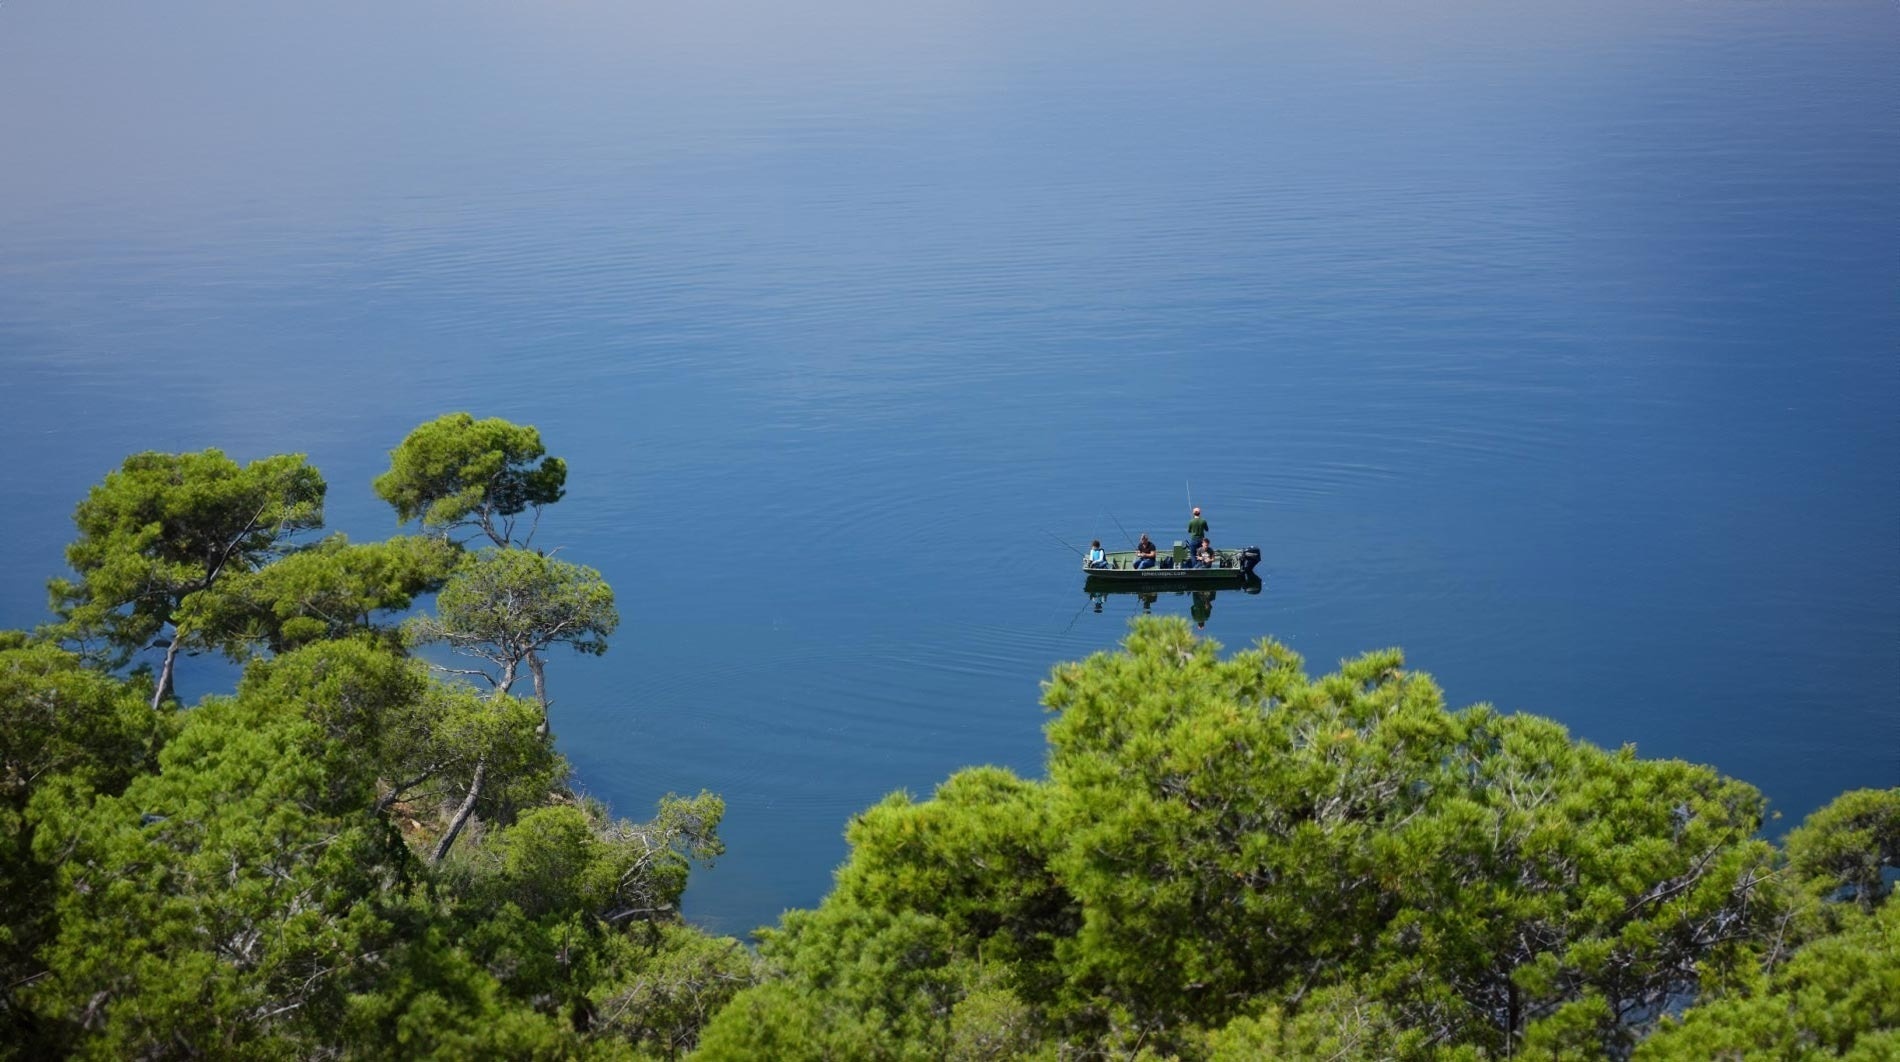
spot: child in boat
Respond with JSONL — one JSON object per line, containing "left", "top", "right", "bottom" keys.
{"left": 1087, "top": 540, "right": 1110, "bottom": 569}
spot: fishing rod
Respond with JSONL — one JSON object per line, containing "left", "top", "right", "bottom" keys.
{"left": 1108, "top": 513, "right": 1137, "bottom": 550}
{"left": 1043, "top": 529, "right": 1085, "bottom": 557}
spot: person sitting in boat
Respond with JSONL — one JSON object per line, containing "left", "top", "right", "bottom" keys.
{"left": 1086, "top": 540, "right": 1111, "bottom": 569}
{"left": 1134, "top": 534, "right": 1157, "bottom": 569}
{"left": 1193, "top": 538, "right": 1216, "bottom": 568}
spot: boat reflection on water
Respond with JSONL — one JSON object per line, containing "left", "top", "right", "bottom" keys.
{"left": 1083, "top": 572, "right": 1262, "bottom": 630}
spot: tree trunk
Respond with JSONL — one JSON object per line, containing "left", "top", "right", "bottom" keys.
{"left": 152, "top": 635, "right": 184, "bottom": 711}
{"left": 1506, "top": 981, "right": 1520, "bottom": 1057}
{"left": 479, "top": 506, "right": 508, "bottom": 549}
{"left": 431, "top": 757, "right": 487, "bottom": 865}
{"left": 528, "top": 651, "right": 549, "bottom": 737}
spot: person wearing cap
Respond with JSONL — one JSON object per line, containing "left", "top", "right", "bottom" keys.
{"left": 1186, "top": 507, "right": 1208, "bottom": 554}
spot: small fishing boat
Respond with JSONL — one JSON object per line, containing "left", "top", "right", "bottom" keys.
{"left": 1082, "top": 544, "right": 1260, "bottom": 585}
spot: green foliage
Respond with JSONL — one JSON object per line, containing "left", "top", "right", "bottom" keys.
{"left": 334, "top": 905, "right": 595, "bottom": 1060}
{"left": 373, "top": 413, "right": 567, "bottom": 548}
{"left": 232, "top": 639, "right": 569, "bottom": 834}
{"left": 1517, "top": 996, "right": 1620, "bottom": 1061}
{"left": 417, "top": 793, "right": 735, "bottom": 1057}
{"left": 23, "top": 679, "right": 400, "bottom": 1055}
{"left": 0, "top": 643, "right": 159, "bottom": 1052}
{"left": 734, "top": 618, "right": 1785, "bottom": 1057}
{"left": 1204, "top": 986, "right": 1434, "bottom": 1062}
{"left": 827, "top": 767, "right": 1074, "bottom": 1006}
{"left": 585, "top": 922, "right": 761, "bottom": 1058}
{"left": 693, "top": 981, "right": 878, "bottom": 1061}
{"left": 696, "top": 906, "right": 971, "bottom": 1060}
{"left": 1040, "top": 620, "right": 1776, "bottom": 1053}
{"left": 225, "top": 639, "right": 557, "bottom": 852}
{"left": 47, "top": 449, "right": 325, "bottom": 705}
{"left": 396, "top": 683, "right": 568, "bottom": 825}
{"left": 1636, "top": 901, "right": 1900, "bottom": 1061}
{"left": 237, "top": 638, "right": 430, "bottom": 760}
{"left": 0, "top": 643, "right": 161, "bottom": 809}
{"left": 3, "top": 438, "right": 754, "bottom": 1059}
{"left": 944, "top": 974, "right": 1043, "bottom": 1062}
{"left": 183, "top": 533, "right": 461, "bottom": 657}
{"left": 50, "top": 449, "right": 326, "bottom": 648}
{"left": 448, "top": 793, "right": 726, "bottom": 926}
{"left": 405, "top": 548, "right": 618, "bottom": 734}
{"left": 11, "top": 637, "right": 736, "bottom": 1058}
{"left": 1783, "top": 787, "right": 1900, "bottom": 912}
{"left": 459, "top": 805, "right": 642, "bottom": 921}
{"left": 410, "top": 549, "right": 617, "bottom": 668}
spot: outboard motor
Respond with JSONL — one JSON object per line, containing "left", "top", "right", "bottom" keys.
{"left": 1238, "top": 546, "right": 1262, "bottom": 577}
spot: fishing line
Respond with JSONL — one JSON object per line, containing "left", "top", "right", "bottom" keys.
{"left": 1042, "top": 529, "right": 1084, "bottom": 557}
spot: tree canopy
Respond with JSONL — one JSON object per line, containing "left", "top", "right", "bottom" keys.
{"left": 373, "top": 413, "right": 567, "bottom": 548}
{"left": 695, "top": 619, "right": 1889, "bottom": 1060}
{"left": 1634, "top": 900, "right": 1899, "bottom": 1061}
{"left": 0, "top": 643, "right": 160, "bottom": 1050}
{"left": 47, "top": 448, "right": 325, "bottom": 708}
{"left": 179, "top": 533, "right": 461, "bottom": 658}
{"left": 5, "top": 421, "right": 748, "bottom": 1058}
{"left": 404, "top": 547, "right": 618, "bottom": 734}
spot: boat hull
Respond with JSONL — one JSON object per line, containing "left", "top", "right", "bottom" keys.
{"left": 1082, "top": 548, "right": 1255, "bottom": 585}
{"left": 1082, "top": 565, "right": 1249, "bottom": 585}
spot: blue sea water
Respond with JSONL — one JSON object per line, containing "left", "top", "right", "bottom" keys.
{"left": 1, "top": 0, "right": 1895, "bottom": 935}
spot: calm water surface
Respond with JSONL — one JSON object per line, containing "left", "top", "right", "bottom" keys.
{"left": 1, "top": 0, "right": 1895, "bottom": 935}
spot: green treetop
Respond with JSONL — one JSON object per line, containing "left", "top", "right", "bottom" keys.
{"left": 404, "top": 547, "right": 618, "bottom": 735}
{"left": 697, "top": 617, "right": 1787, "bottom": 1059}
{"left": 1783, "top": 787, "right": 1900, "bottom": 914}
{"left": 48, "top": 449, "right": 325, "bottom": 709}
{"left": 373, "top": 413, "right": 567, "bottom": 548}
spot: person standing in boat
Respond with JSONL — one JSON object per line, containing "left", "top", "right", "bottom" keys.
{"left": 1134, "top": 534, "right": 1157, "bottom": 569}
{"left": 1086, "top": 540, "right": 1110, "bottom": 569}
{"left": 1187, "top": 507, "right": 1209, "bottom": 554}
